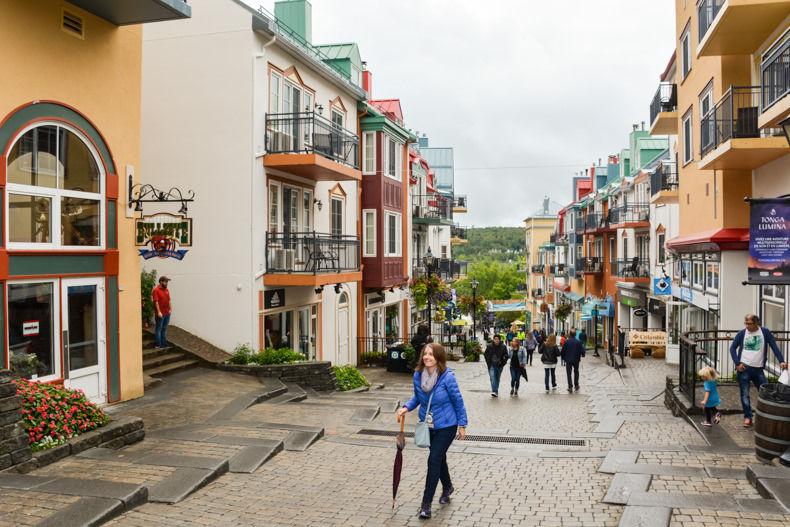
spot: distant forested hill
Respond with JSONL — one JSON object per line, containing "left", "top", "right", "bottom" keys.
{"left": 452, "top": 226, "right": 525, "bottom": 263}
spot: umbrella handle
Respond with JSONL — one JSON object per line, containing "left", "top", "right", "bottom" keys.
{"left": 398, "top": 413, "right": 405, "bottom": 431}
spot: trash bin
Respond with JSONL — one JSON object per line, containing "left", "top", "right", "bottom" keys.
{"left": 386, "top": 344, "right": 410, "bottom": 373}
{"left": 755, "top": 383, "right": 790, "bottom": 465}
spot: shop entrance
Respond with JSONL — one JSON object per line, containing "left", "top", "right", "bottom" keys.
{"left": 62, "top": 278, "right": 106, "bottom": 403}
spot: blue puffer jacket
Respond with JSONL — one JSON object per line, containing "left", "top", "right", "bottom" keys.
{"left": 404, "top": 367, "right": 468, "bottom": 429}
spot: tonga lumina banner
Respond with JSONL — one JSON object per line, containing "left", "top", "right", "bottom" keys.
{"left": 749, "top": 198, "right": 790, "bottom": 285}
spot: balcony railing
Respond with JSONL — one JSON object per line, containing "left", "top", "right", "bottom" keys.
{"left": 649, "top": 82, "right": 678, "bottom": 125}
{"left": 575, "top": 217, "right": 586, "bottom": 234}
{"left": 413, "top": 194, "right": 452, "bottom": 221}
{"left": 650, "top": 162, "right": 678, "bottom": 196}
{"left": 517, "top": 283, "right": 528, "bottom": 293}
{"left": 531, "top": 288, "right": 545, "bottom": 298}
{"left": 612, "top": 258, "right": 650, "bottom": 279}
{"left": 531, "top": 264, "right": 545, "bottom": 274}
{"left": 762, "top": 29, "right": 790, "bottom": 112}
{"left": 451, "top": 224, "right": 467, "bottom": 240}
{"left": 265, "top": 112, "right": 359, "bottom": 168}
{"left": 609, "top": 204, "right": 650, "bottom": 224}
{"left": 550, "top": 264, "right": 568, "bottom": 276}
{"left": 266, "top": 231, "right": 360, "bottom": 274}
{"left": 453, "top": 195, "right": 468, "bottom": 209}
{"left": 700, "top": 86, "right": 782, "bottom": 158}
{"left": 574, "top": 260, "right": 586, "bottom": 274}
{"left": 698, "top": 0, "right": 724, "bottom": 44}
{"left": 585, "top": 212, "right": 611, "bottom": 231}
{"left": 412, "top": 258, "right": 466, "bottom": 280}
{"left": 580, "top": 257, "right": 602, "bottom": 273}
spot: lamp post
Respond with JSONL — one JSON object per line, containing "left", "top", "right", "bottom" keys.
{"left": 471, "top": 277, "right": 479, "bottom": 341}
{"left": 593, "top": 306, "right": 600, "bottom": 357}
{"left": 424, "top": 248, "right": 436, "bottom": 334}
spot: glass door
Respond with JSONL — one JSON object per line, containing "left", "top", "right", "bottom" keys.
{"left": 61, "top": 277, "right": 106, "bottom": 403}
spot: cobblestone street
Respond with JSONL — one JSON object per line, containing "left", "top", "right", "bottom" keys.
{"left": 76, "top": 354, "right": 790, "bottom": 526}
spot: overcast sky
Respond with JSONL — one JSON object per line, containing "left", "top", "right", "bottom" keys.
{"left": 251, "top": 0, "right": 676, "bottom": 227}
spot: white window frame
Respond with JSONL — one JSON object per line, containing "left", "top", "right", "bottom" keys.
{"left": 331, "top": 195, "right": 344, "bottom": 236}
{"left": 362, "top": 132, "right": 375, "bottom": 175}
{"left": 681, "top": 24, "right": 691, "bottom": 80}
{"left": 700, "top": 87, "right": 714, "bottom": 152}
{"left": 683, "top": 111, "right": 693, "bottom": 165}
{"left": 363, "top": 209, "right": 376, "bottom": 257}
{"left": 270, "top": 71, "right": 282, "bottom": 114}
{"left": 384, "top": 211, "right": 402, "bottom": 257}
{"left": 383, "top": 135, "right": 402, "bottom": 181}
{"left": 6, "top": 122, "right": 105, "bottom": 251}
{"left": 705, "top": 262, "right": 719, "bottom": 293}
{"left": 331, "top": 108, "right": 345, "bottom": 129}
{"left": 269, "top": 181, "right": 280, "bottom": 232}
{"left": 693, "top": 261, "right": 705, "bottom": 289}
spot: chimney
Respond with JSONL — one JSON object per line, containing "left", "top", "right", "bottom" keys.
{"left": 274, "top": 0, "right": 312, "bottom": 45}
{"left": 363, "top": 69, "right": 373, "bottom": 98}
{"left": 641, "top": 121, "right": 645, "bottom": 130}
{"left": 543, "top": 196, "right": 550, "bottom": 214}
{"left": 632, "top": 124, "right": 639, "bottom": 131}
{"left": 598, "top": 158, "right": 602, "bottom": 166}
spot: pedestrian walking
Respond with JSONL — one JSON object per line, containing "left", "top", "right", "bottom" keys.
{"left": 508, "top": 338, "right": 526, "bottom": 397}
{"left": 524, "top": 331, "right": 537, "bottom": 366}
{"left": 728, "top": 313, "right": 787, "bottom": 427}
{"left": 411, "top": 323, "right": 433, "bottom": 357}
{"left": 484, "top": 334, "right": 508, "bottom": 397}
{"left": 540, "top": 334, "right": 561, "bottom": 393}
{"left": 153, "top": 276, "right": 172, "bottom": 349}
{"left": 398, "top": 343, "right": 467, "bottom": 519}
{"left": 559, "top": 331, "right": 566, "bottom": 347}
{"left": 578, "top": 328, "right": 588, "bottom": 349}
{"left": 505, "top": 326, "right": 516, "bottom": 346}
{"left": 698, "top": 366, "right": 722, "bottom": 427}
{"left": 561, "top": 327, "right": 585, "bottom": 392}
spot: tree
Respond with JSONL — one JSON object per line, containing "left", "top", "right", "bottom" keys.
{"left": 454, "top": 261, "right": 522, "bottom": 301}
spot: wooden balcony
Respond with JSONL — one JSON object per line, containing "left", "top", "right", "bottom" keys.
{"left": 697, "top": 0, "right": 790, "bottom": 58}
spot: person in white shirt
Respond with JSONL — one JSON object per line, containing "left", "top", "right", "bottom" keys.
{"left": 728, "top": 314, "right": 787, "bottom": 427}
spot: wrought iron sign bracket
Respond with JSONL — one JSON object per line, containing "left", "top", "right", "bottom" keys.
{"left": 129, "top": 181, "right": 195, "bottom": 215}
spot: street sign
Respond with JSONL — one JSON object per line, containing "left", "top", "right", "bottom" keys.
{"left": 633, "top": 308, "right": 648, "bottom": 317}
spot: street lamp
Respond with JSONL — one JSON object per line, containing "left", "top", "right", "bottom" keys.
{"left": 424, "top": 248, "right": 436, "bottom": 333}
{"left": 470, "top": 277, "right": 479, "bottom": 341}
{"left": 593, "top": 305, "right": 600, "bottom": 357}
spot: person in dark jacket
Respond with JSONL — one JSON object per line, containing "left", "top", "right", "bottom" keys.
{"left": 728, "top": 313, "right": 787, "bottom": 427}
{"left": 410, "top": 323, "right": 432, "bottom": 357}
{"left": 484, "top": 334, "right": 508, "bottom": 397}
{"left": 540, "top": 333, "right": 561, "bottom": 393}
{"left": 561, "top": 328, "right": 586, "bottom": 392}
{"left": 507, "top": 338, "right": 526, "bottom": 397}
{"left": 398, "top": 343, "right": 467, "bottom": 519}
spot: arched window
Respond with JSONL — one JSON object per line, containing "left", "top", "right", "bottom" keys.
{"left": 338, "top": 292, "right": 348, "bottom": 305}
{"left": 6, "top": 123, "right": 104, "bottom": 248}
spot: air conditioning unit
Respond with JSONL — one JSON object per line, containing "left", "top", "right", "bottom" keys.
{"left": 268, "top": 129, "right": 295, "bottom": 152}
{"left": 638, "top": 209, "right": 649, "bottom": 221}
{"left": 273, "top": 248, "right": 295, "bottom": 269}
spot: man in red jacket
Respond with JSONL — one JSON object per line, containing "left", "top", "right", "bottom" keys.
{"left": 152, "top": 276, "right": 172, "bottom": 349}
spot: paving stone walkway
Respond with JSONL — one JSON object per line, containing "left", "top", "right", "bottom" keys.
{"left": 2, "top": 353, "right": 790, "bottom": 526}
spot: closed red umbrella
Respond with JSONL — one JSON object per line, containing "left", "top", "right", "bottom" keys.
{"left": 393, "top": 413, "right": 406, "bottom": 508}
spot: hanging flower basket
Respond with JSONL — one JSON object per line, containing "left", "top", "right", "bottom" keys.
{"left": 409, "top": 275, "right": 452, "bottom": 310}
{"left": 456, "top": 294, "right": 486, "bottom": 318}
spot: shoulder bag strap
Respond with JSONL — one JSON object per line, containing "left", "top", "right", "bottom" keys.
{"left": 425, "top": 389, "right": 435, "bottom": 416}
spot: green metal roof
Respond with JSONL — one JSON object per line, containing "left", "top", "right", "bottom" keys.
{"left": 636, "top": 138, "right": 670, "bottom": 150}
{"left": 314, "top": 43, "right": 361, "bottom": 63}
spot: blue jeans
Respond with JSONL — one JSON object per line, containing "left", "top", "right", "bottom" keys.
{"left": 544, "top": 366, "right": 557, "bottom": 391}
{"left": 422, "top": 425, "right": 457, "bottom": 503}
{"left": 488, "top": 366, "right": 503, "bottom": 394}
{"left": 155, "top": 313, "right": 170, "bottom": 348}
{"left": 737, "top": 365, "right": 767, "bottom": 419}
{"left": 566, "top": 361, "right": 580, "bottom": 389}
{"left": 509, "top": 366, "right": 521, "bottom": 390}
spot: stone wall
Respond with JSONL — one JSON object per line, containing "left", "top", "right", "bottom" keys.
{"left": 0, "top": 370, "right": 32, "bottom": 471}
{"left": 219, "top": 361, "right": 339, "bottom": 391}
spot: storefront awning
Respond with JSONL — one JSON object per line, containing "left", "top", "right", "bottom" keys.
{"left": 552, "top": 281, "right": 570, "bottom": 292}
{"left": 666, "top": 228, "right": 748, "bottom": 252}
{"left": 564, "top": 292, "right": 584, "bottom": 302}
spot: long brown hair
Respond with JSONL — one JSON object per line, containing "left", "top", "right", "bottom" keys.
{"left": 416, "top": 343, "right": 447, "bottom": 375}
{"left": 546, "top": 334, "right": 557, "bottom": 347}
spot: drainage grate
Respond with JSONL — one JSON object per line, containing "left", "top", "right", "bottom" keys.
{"left": 357, "top": 429, "right": 586, "bottom": 447}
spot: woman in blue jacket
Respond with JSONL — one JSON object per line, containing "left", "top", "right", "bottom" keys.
{"left": 398, "top": 343, "right": 468, "bottom": 519}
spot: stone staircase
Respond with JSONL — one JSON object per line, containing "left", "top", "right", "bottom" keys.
{"left": 141, "top": 331, "right": 199, "bottom": 387}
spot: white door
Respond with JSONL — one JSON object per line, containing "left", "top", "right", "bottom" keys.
{"left": 62, "top": 278, "right": 106, "bottom": 404}
{"left": 338, "top": 306, "right": 349, "bottom": 365}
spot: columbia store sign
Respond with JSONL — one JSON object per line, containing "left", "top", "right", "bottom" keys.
{"left": 135, "top": 213, "right": 192, "bottom": 260}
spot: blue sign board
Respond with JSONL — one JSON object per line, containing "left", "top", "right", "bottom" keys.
{"left": 680, "top": 288, "right": 693, "bottom": 303}
{"left": 653, "top": 278, "right": 671, "bottom": 296}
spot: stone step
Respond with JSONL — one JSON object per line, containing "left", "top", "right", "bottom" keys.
{"left": 143, "top": 352, "right": 186, "bottom": 370}
{"left": 143, "top": 373, "right": 163, "bottom": 392}
{"left": 265, "top": 391, "right": 307, "bottom": 405}
{"left": 37, "top": 496, "right": 125, "bottom": 527}
{"left": 147, "top": 466, "right": 221, "bottom": 504}
{"left": 145, "top": 359, "right": 200, "bottom": 378}
{"left": 618, "top": 505, "right": 671, "bottom": 527}
{"left": 755, "top": 477, "right": 790, "bottom": 513}
{"left": 283, "top": 429, "right": 323, "bottom": 451}
{"left": 142, "top": 346, "right": 175, "bottom": 360}
{"left": 229, "top": 444, "right": 283, "bottom": 473}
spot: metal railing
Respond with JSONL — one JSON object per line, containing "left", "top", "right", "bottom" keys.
{"left": 585, "top": 211, "right": 611, "bottom": 231}
{"left": 700, "top": 86, "right": 782, "bottom": 158}
{"left": 265, "top": 112, "right": 359, "bottom": 168}
{"left": 650, "top": 162, "right": 678, "bottom": 196}
{"left": 575, "top": 216, "right": 586, "bottom": 233}
{"left": 412, "top": 194, "right": 453, "bottom": 221}
{"left": 550, "top": 264, "right": 567, "bottom": 276}
{"left": 650, "top": 82, "right": 678, "bottom": 125}
{"left": 697, "top": 0, "right": 724, "bottom": 44}
{"left": 612, "top": 258, "right": 650, "bottom": 279}
{"left": 679, "top": 330, "right": 790, "bottom": 408}
{"left": 762, "top": 28, "right": 790, "bottom": 111}
{"left": 358, "top": 333, "right": 469, "bottom": 367}
{"left": 531, "top": 264, "right": 545, "bottom": 274}
{"left": 451, "top": 224, "right": 467, "bottom": 240}
{"left": 580, "top": 257, "right": 602, "bottom": 273}
{"left": 411, "top": 258, "right": 465, "bottom": 281}
{"left": 453, "top": 195, "right": 468, "bottom": 209}
{"left": 265, "top": 231, "right": 360, "bottom": 274}
{"left": 609, "top": 204, "right": 650, "bottom": 224}
{"left": 517, "top": 283, "right": 528, "bottom": 293}
{"left": 531, "top": 288, "right": 545, "bottom": 298}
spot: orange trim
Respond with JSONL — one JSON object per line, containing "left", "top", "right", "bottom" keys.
{"left": 402, "top": 299, "right": 409, "bottom": 340}
{"left": 263, "top": 271, "right": 363, "bottom": 287}
{"left": 258, "top": 313, "right": 264, "bottom": 351}
{"left": 103, "top": 251, "right": 119, "bottom": 276}
{"left": 329, "top": 182, "right": 347, "bottom": 197}
{"left": 0, "top": 250, "right": 8, "bottom": 277}
{"left": 106, "top": 173, "right": 118, "bottom": 200}
{"left": 266, "top": 174, "right": 317, "bottom": 188}
{"left": 263, "top": 153, "right": 362, "bottom": 182}
{"left": 0, "top": 155, "right": 6, "bottom": 186}
{"left": 317, "top": 302, "right": 323, "bottom": 361}
{"left": 330, "top": 96, "right": 347, "bottom": 113}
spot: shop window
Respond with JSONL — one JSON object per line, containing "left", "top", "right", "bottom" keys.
{"left": 263, "top": 310, "right": 293, "bottom": 349}
{"left": 681, "top": 260, "right": 691, "bottom": 285}
{"left": 7, "top": 282, "right": 56, "bottom": 379}
{"left": 7, "top": 124, "right": 103, "bottom": 248}
{"left": 297, "top": 305, "right": 317, "bottom": 360}
{"left": 705, "top": 262, "right": 719, "bottom": 292}
{"left": 692, "top": 261, "right": 704, "bottom": 289}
